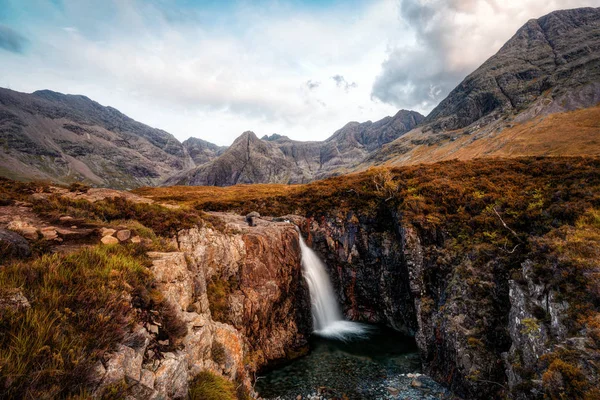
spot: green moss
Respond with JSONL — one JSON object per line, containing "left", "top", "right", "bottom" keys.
{"left": 520, "top": 318, "right": 541, "bottom": 337}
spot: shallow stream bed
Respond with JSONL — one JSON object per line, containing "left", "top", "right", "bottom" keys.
{"left": 255, "top": 325, "right": 454, "bottom": 400}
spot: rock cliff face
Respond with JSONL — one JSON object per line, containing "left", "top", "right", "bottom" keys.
{"left": 300, "top": 212, "right": 506, "bottom": 399}
{"left": 425, "top": 7, "right": 600, "bottom": 133}
{"left": 0, "top": 86, "right": 424, "bottom": 187}
{"left": 182, "top": 137, "right": 227, "bottom": 165}
{"left": 167, "top": 132, "right": 306, "bottom": 186}
{"left": 94, "top": 213, "right": 311, "bottom": 398}
{"left": 298, "top": 204, "right": 594, "bottom": 399}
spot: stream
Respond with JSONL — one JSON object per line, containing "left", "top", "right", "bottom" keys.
{"left": 255, "top": 326, "right": 453, "bottom": 399}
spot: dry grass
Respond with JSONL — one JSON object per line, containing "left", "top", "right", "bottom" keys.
{"left": 382, "top": 105, "right": 600, "bottom": 167}
{"left": 133, "top": 183, "right": 302, "bottom": 208}
{"left": 188, "top": 371, "right": 237, "bottom": 400}
{"left": 0, "top": 245, "right": 153, "bottom": 398}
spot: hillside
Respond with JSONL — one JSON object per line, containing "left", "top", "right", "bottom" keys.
{"left": 366, "top": 7, "right": 600, "bottom": 167}
{"left": 0, "top": 88, "right": 199, "bottom": 189}
{"left": 3, "top": 156, "right": 600, "bottom": 399}
{"left": 0, "top": 86, "right": 424, "bottom": 188}
{"left": 0, "top": 8, "right": 599, "bottom": 189}
{"left": 140, "top": 156, "right": 600, "bottom": 399}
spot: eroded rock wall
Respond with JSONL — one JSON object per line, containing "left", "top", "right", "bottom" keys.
{"left": 301, "top": 210, "right": 509, "bottom": 399}
{"left": 95, "top": 214, "right": 311, "bottom": 399}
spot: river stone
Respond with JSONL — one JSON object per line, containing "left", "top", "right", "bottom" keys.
{"left": 0, "top": 228, "right": 31, "bottom": 258}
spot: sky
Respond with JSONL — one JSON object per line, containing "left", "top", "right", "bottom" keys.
{"left": 0, "top": 0, "right": 598, "bottom": 146}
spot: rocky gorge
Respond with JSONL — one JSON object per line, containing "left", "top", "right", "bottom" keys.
{"left": 1, "top": 155, "right": 600, "bottom": 399}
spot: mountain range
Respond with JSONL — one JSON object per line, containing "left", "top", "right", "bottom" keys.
{"left": 0, "top": 7, "right": 599, "bottom": 188}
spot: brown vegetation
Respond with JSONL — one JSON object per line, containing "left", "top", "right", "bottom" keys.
{"left": 0, "top": 245, "right": 152, "bottom": 398}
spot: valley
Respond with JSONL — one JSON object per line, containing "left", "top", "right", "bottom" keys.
{"left": 0, "top": 5, "right": 599, "bottom": 400}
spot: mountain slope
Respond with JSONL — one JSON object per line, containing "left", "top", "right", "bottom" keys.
{"left": 168, "top": 131, "right": 302, "bottom": 186}
{"left": 0, "top": 88, "right": 197, "bottom": 189}
{"left": 426, "top": 7, "right": 600, "bottom": 132}
{"left": 366, "top": 7, "right": 600, "bottom": 167}
{"left": 169, "top": 110, "right": 424, "bottom": 186}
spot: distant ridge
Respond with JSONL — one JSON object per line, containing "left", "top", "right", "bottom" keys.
{"left": 166, "top": 109, "right": 424, "bottom": 186}
{"left": 1, "top": 8, "right": 599, "bottom": 188}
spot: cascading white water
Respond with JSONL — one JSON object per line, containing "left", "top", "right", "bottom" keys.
{"left": 298, "top": 233, "right": 370, "bottom": 341}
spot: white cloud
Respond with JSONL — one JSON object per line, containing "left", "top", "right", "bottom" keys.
{"left": 0, "top": 0, "right": 405, "bottom": 145}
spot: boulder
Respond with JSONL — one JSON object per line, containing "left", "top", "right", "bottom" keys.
{"left": 0, "top": 228, "right": 31, "bottom": 258}
{"left": 246, "top": 211, "right": 260, "bottom": 227}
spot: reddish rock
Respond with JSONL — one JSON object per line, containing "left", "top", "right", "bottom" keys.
{"left": 116, "top": 229, "right": 131, "bottom": 241}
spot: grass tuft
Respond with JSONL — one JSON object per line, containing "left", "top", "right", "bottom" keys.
{"left": 189, "top": 371, "right": 237, "bottom": 400}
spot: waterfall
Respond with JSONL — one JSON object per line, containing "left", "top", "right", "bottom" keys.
{"left": 298, "top": 233, "right": 370, "bottom": 341}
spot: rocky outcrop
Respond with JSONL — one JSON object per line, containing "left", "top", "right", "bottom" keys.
{"left": 168, "top": 132, "right": 305, "bottom": 186}
{"left": 94, "top": 213, "right": 311, "bottom": 399}
{"left": 300, "top": 210, "right": 417, "bottom": 334}
{"left": 424, "top": 7, "right": 600, "bottom": 133}
{"left": 365, "top": 7, "right": 600, "bottom": 168}
{"left": 0, "top": 85, "right": 424, "bottom": 188}
{"left": 501, "top": 261, "right": 571, "bottom": 399}
{"left": 182, "top": 137, "right": 227, "bottom": 165}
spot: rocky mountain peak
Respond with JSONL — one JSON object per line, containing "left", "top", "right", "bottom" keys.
{"left": 261, "top": 133, "right": 290, "bottom": 141}
{"left": 423, "top": 7, "right": 600, "bottom": 133}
